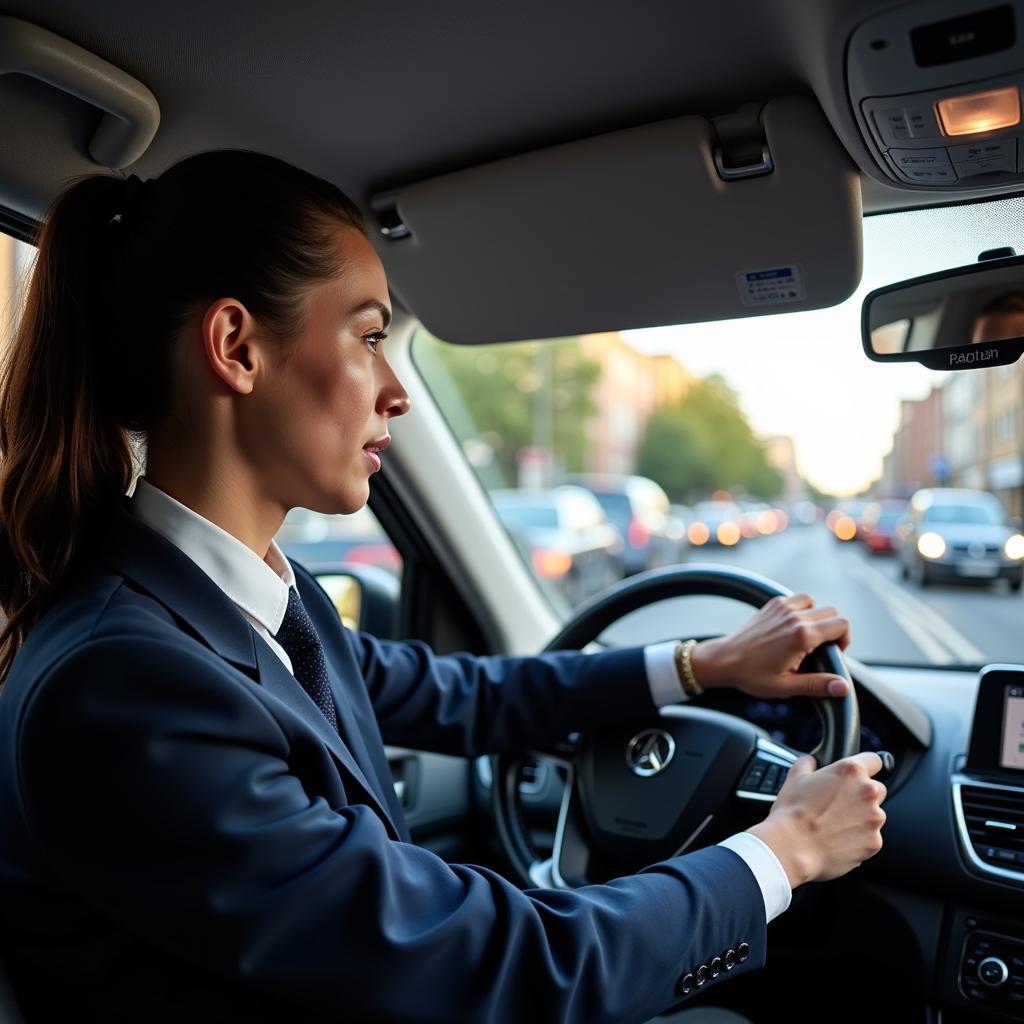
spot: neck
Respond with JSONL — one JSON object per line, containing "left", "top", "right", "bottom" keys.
{"left": 143, "top": 447, "right": 285, "bottom": 558}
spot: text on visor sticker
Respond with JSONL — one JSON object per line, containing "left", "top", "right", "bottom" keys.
{"left": 735, "top": 266, "right": 806, "bottom": 308}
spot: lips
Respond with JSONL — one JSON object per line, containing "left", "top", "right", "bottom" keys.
{"left": 362, "top": 435, "right": 390, "bottom": 472}
{"left": 362, "top": 435, "right": 391, "bottom": 454}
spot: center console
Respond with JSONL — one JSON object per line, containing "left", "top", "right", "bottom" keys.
{"left": 950, "top": 666, "right": 1024, "bottom": 1012}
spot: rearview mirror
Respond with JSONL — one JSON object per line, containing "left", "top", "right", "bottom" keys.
{"left": 862, "top": 252, "right": 1024, "bottom": 370}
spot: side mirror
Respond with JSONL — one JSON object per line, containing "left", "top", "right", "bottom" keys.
{"left": 312, "top": 563, "right": 400, "bottom": 638}
{"left": 862, "top": 252, "right": 1024, "bottom": 371}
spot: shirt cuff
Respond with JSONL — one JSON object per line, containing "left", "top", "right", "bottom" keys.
{"left": 718, "top": 831, "right": 792, "bottom": 923}
{"left": 644, "top": 641, "right": 688, "bottom": 707}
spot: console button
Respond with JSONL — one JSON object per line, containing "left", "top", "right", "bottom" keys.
{"left": 889, "top": 148, "right": 957, "bottom": 183}
{"left": 955, "top": 156, "right": 1014, "bottom": 178}
{"left": 874, "top": 108, "right": 911, "bottom": 144}
{"left": 979, "top": 956, "right": 1010, "bottom": 988}
{"left": 948, "top": 139, "right": 1016, "bottom": 164}
{"left": 905, "top": 105, "right": 940, "bottom": 139}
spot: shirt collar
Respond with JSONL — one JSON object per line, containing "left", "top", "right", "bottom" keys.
{"left": 130, "top": 477, "right": 294, "bottom": 634}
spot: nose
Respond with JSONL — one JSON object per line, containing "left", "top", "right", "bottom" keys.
{"left": 378, "top": 358, "right": 411, "bottom": 420}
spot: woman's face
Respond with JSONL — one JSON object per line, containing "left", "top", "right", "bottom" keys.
{"left": 246, "top": 225, "right": 409, "bottom": 516}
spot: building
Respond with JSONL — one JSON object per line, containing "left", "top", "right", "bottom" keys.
{"left": 579, "top": 333, "right": 694, "bottom": 475}
{"left": 763, "top": 434, "right": 802, "bottom": 502}
{"left": 886, "top": 386, "right": 945, "bottom": 497}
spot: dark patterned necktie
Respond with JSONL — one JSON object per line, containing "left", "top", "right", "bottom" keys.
{"left": 274, "top": 588, "right": 339, "bottom": 733}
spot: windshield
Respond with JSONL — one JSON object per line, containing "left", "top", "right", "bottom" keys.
{"left": 415, "top": 194, "right": 1024, "bottom": 668}
{"left": 494, "top": 504, "right": 560, "bottom": 530}
{"left": 923, "top": 505, "right": 1003, "bottom": 525}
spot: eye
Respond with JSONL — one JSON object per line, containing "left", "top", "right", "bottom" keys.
{"left": 365, "top": 330, "right": 388, "bottom": 353}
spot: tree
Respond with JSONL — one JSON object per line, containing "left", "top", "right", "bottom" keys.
{"left": 637, "top": 376, "right": 783, "bottom": 501}
{"left": 413, "top": 331, "right": 601, "bottom": 485}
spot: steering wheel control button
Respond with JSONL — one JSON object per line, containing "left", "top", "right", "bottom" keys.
{"left": 678, "top": 973, "right": 695, "bottom": 996}
{"left": 709, "top": 957, "right": 723, "bottom": 978}
{"left": 979, "top": 957, "right": 1010, "bottom": 988}
{"left": 740, "top": 761, "right": 767, "bottom": 788}
{"left": 695, "top": 965, "right": 709, "bottom": 987}
{"left": 737, "top": 942, "right": 750, "bottom": 963}
{"left": 724, "top": 949, "right": 736, "bottom": 970}
{"left": 625, "top": 729, "right": 676, "bottom": 777}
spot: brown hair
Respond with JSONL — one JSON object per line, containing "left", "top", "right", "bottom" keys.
{"left": 0, "top": 151, "right": 366, "bottom": 680}
{"left": 979, "top": 292, "right": 1024, "bottom": 318}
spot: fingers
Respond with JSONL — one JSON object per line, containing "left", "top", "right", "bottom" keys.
{"left": 783, "top": 592, "right": 813, "bottom": 610}
{"left": 793, "top": 672, "right": 850, "bottom": 698}
{"left": 793, "top": 614, "right": 851, "bottom": 653}
{"left": 787, "top": 753, "right": 817, "bottom": 778}
{"left": 836, "top": 751, "right": 884, "bottom": 778}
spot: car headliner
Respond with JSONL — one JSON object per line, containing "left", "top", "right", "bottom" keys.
{"left": 3, "top": 0, "right": 1023, "bottom": 221}
{"left": 3, "top": 1, "right": 1024, "bottom": 342}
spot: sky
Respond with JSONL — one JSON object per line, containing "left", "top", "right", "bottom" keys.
{"left": 623, "top": 194, "right": 1024, "bottom": 496}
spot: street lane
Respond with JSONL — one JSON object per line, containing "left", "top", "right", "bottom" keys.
{"left": 600, "top": 524, "right": 1024, "bottom": 667}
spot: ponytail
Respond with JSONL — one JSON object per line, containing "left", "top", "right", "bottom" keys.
{"left": 0, "top": 177, "right": 135, "bottom": 680}
{"left": 0, "top": 152, "right": 365, "bottom": 681}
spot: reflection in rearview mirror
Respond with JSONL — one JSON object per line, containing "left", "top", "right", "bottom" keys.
{"left": 863, "top": 254, "right": 1024, "bottom": 370}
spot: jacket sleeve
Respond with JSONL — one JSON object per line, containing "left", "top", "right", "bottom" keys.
{"left": 17, "top": 637, "right": 766, "bottom": 1024}
{"left": 342, "top": 627, "right": 658, "bottom": 756}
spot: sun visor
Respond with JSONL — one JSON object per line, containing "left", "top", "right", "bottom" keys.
{"left": 374, "top": 96, "right": 862, "bottom": 344}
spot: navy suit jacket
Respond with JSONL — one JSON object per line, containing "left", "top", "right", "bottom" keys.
{"left": 0, "top": 501, "right": 766, "bottom": 1022}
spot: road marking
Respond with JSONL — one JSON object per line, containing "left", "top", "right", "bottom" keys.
{"left": 845, "top": 555, "right": 985, "bottom": 664}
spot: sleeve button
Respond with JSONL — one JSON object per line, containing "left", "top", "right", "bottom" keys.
{"left": 737, "top": 942, "right": 750, "bottom": 963}
{"left": 695, "top": 964, "right": 709, "bottom": 986}
{"left": 710, "top": 956, "right": 723, "bottom": 978}
{"left": 724, "top": 949, "right": 736, "bottom": 970}
{"left": 678, "top": 973, "right": 695, "bottom": 995}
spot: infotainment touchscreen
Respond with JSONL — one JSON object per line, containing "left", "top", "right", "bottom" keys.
{"left": 1001, "top": 685, "right": 1024, "bottom": 771}
{"left": 967, "top": 667, "right": 1024, "bottom": 777}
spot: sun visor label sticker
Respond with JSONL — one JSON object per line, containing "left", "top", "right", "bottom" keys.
{"left": 735, "top": 266, "right": 805, "bottom": 307}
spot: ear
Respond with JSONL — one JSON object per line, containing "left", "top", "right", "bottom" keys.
{"left": 200, "top": 297, "right": 265, "bottom": 396}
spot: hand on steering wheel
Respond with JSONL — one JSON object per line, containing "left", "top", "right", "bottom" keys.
{"left": 492, "top": 565, "right": 861, "bottom": 889}
{"left": 691, "top": 592, "right": 852, "bottom": 701}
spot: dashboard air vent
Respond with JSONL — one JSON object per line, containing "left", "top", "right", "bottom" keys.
{"left": 959, "top": 783, "right": 1024, "bottom": 872}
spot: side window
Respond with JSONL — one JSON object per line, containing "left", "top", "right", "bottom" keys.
{"left": 0, "top": 231, "right": 34, "bottom": 341}
{"left": 274, "top": 506, "right": 402, "bottom": 580}
{"left": 274, "top": 506, "right": 402, "bottom": 633}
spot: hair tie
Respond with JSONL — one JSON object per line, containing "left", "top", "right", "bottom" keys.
{"left": 108, "top": 174, "right": 149, "bottom": 227}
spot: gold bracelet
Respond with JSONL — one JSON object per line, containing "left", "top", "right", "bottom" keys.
{"left": 674, "top": 639, "right": 704, "bottom": 698}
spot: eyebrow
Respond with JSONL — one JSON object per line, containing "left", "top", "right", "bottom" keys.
{"left": 350, "top": 299, "right": 392, "bottom": 331}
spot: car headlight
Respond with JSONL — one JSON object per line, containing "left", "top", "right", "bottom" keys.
{"left": 1005, "top": 534, "right": 1024, "bottom": 560}
{"left": 917, "top": 532, "right": 946, "bottom": 559}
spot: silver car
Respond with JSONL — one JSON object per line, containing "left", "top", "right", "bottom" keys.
{"left": 898, "top": 488, "right": 1024, "bottom": 591}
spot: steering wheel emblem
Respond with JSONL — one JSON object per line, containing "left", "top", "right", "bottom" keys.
{"left": 626, "top": 729, "right": 676, "bottom": 777}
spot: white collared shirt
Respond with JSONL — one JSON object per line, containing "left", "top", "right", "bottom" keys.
{"left": 129, "top": 476, "right": 790, "bottom": 921}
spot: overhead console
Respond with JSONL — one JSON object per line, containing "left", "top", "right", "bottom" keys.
{"left": 848, "top": 0, "right": 1024, "bottom": 191}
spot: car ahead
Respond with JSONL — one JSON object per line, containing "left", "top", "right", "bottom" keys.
{"left": 275, "top": 505, "right": 401, "bottom": 577}
{"left": 827, "top": 499, "right": 870, "bottom": 542}
{"left": 11, "top": 3, "right": 1024, "bottom": 1023}
{"left": 898, "top": 488, "right": 1024, "bottom": 590}
{"left": 563, "top": 473, "right": 681, "bottom": 575}
{"left": 687, "top": 500, "right": 743, "bottom": 548}
{"left": 490, "top": 486, "right": 622, "bottom": 607}
{"left": 859, "top": 499, "right": 907, "bottom": 555}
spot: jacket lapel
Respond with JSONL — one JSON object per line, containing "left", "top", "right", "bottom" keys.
{"left": 99, "top": 499, "right": 399, "bottom": 839}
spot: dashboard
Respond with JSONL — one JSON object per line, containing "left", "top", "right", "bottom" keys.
{"left": 695, "top": 688, "right": 896, "bottom": 758}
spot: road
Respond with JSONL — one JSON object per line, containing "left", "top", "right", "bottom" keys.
{"left": 599, "top": 523, "right": 1022, "bottom": 668}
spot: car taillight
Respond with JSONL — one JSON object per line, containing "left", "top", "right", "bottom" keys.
{"left": 628, "top": 519, "right": 649, "bottom": 547}
{"left": 532, "top": 549, "right": 572, "bottom": 578}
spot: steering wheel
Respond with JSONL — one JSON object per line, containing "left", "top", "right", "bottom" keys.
{"left": 493, "top": 564, "right": 860, "bottom": 889}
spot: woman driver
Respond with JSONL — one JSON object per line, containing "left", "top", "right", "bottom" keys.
{"left": 0, "top": 151, "right": 886, "bottom": 1022}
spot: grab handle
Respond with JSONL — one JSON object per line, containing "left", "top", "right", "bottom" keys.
{"left": 0, "top": 15, "right": 160, "bottom": 167}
